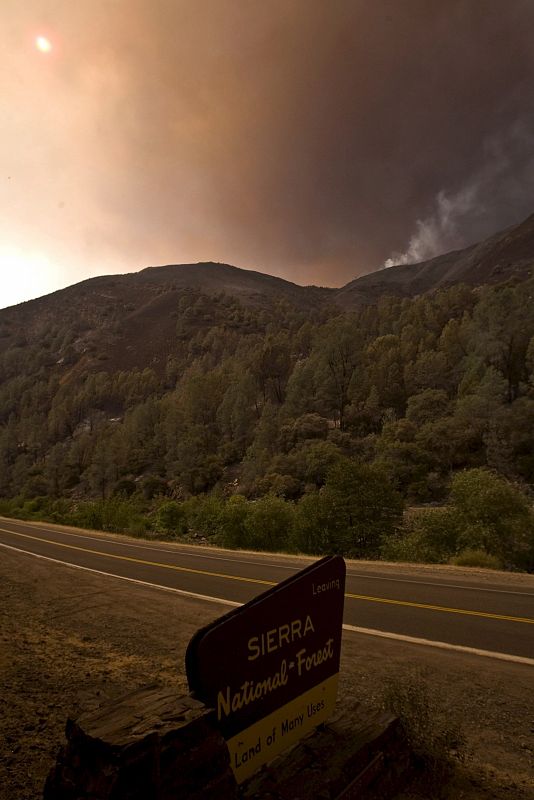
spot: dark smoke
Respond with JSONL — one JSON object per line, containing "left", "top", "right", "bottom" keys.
{"left": 3, "top": 0, "right": 534, "bottom": 291}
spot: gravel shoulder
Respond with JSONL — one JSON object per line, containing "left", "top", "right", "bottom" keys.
{"left": 1, "top": 546, "right": 533, "bottom": 799}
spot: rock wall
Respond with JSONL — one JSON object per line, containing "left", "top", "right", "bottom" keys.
{"left": 43, "top": 685, "right": 237, "bottom": 800}
{"left": 44, "top": 687, "right": 412, "bottom": 799}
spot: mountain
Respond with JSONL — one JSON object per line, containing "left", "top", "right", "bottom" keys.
{"left": 0, "top": 262, "right": 332, "bottom": 375}
{"left": 2, "top": 212, "right": 534, "bottom": 375}
{"left": 1, "top": 220, "right": 534, "bottom": 535}
{"left": 335, "top": 211, "right": 534, "bottom": 307}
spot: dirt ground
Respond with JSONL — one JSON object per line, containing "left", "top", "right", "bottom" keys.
{"left": 1, "top": 546, "right": 533, "bottom": 800}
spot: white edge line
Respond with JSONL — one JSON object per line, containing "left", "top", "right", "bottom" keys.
{"left": 343, "top": 624, "right": 534, "bottom": 667}
{"left": 2, "top": 541, "right": 533, "bottom": 668}
{"left": 0, "top": 542, "right": 240, "bottom": 609}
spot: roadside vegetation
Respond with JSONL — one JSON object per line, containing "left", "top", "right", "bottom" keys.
{"left": 1, "top": 279, "right": 534, "bottom": 570}
{"left": 1, "top": 463, "right": 533, "bottom": 570}
{"left": 380, "top": 670, "right": 467, "bottom": 796}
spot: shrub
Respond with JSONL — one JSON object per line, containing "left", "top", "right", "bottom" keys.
{"left": 155, "top": 501, "right": 187, "bottom": 538}
{"left": 46, "top": 498, "right": 72, "bottom": 524}
{"left": 141, "top": 475, "right": 168, "bottom": 500}
{"left": 450, "top": 548, "right": 502, "bottom": 569}
{"left": 381, "top": 670, "right": 466, "bottom": 792}
{"left": 450, "top": 469, "right": 534, "bottom": 569}
{"left": 113, "top": 479, "right": 137, "bottom": 498}
{"left": 182, "top": 495, "right": 224, "bottom": 540}
{"left": 292, "top": 491, "right": 334, "bottom": 555}
{"left": 320, "top": 459, "right": 404, "bottom": 558}
{"left": 70, "top": 498, "right": 146, "bottom": 535}
{"left": 218, "top": 495, "right": 250, "bottom": 549}
{"left": 71, "top": 501, "right": 104, "bottom": 530}
{"left": 243, "top": 495, "right": 294, "bottom": 552}
{"left": 382, "top": 508, "right": 461, "bottom": 564}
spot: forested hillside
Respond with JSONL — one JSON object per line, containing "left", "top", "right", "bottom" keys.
{"left": 1, "top": 272, "right": 534, "bottom": 569}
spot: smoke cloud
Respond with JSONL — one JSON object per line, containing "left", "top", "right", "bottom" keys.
{"left": 2, "top": 0, "right": 534, "bottom": 303}
{"left": 384, "top": 121, "right": 534, "bottom": 268}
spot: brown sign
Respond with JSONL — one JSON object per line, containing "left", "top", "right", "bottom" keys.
{"left": 186, "top": 555, "right": 346, "bottom": 782}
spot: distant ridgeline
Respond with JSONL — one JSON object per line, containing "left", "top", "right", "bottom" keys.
{"left": 1, "top": 218, "right": 534, "bottom": 570}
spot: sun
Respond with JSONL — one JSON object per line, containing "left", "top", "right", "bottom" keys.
{"left": 35, "top": 35, "right": 52, "bottom": 54}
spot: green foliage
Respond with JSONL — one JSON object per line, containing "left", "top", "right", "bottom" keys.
{"left": 292, "top": 492, "right": 334, "bottom": 555}
{"left": 141, "top": 475, "right": 168, "bottom": 500}
{"left": 381, "top": 509, "right": 461, "bottom": 564}
{"left": 327, "top": 459, "right": 403, "bottom": 556}
{"left": 2, "top": 279, "right": 534, "bottom": 569}
{"left": 113, "top": 478, "right": 137, "bottom": 497}
{"left": 384, "top": 471, "right": 534, "bottom": 570}
{"left": 294, "top": 459, "right": 404, "bottom": 558}
{"left": 181, "top": 495, "right": 224, "bottom": 540}
{"left": 155, "top": 501, "right": 187, "bottom": 538}
{"left": 381, "top": 670, "right": 466, "bottom": 791}
{"left": 450, "top": 549, "right": 502, "bottom": 569}
{"left": 67, "top": 497, "right": 148, "bottom": 536}
{"left": 243, "top": 494, "right": 294, "bottom": 552}
{"left": 217, "top": 495, "right": 250, "bottom": 548}
{"left": 405, "top": 389, "right": 450, "bottom": 426}
{"left": 450, "top": 468, "right": 534, "bottom": 569}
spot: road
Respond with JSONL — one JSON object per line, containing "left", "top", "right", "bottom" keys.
{"left": 1, "top": 516, "right": 534, "bottom": 663}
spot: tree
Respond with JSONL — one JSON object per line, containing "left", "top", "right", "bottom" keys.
{"left": 314, "top": 319, "right": 363, "bottom": 430}
{"left": 156, "top": 501, "right": 187, "bottom": 537}
{"left": 469, "top": 285, "right": 534, "bottom": 403}
{"left": 217, "top": 371, "right": 257, "bottom": 457}
{"left": 404, "top": 350, "right": 450, "bottom": 395}
{"left": 365, "top": 335, "right": 405, "bottom": 414}
{"left": 243, "top": 494, "right": 294, "bottom": 552}
{"left": 249, "top": 334, "right": 292, "bottom": 405}
{"left": 283, "top": 440, "right": 342, "bottom": 489}
{"left": 450, "top": 468, "right": 534, "bottom": 570}
{"left": 292, "top": 491, "right": 336, "bottom": 555}
{"left": 218, "top": 495, "right": 250, "bottom": 549}
{"left": 320, "top": 459, "right": 403, "bottom": 557}
{"left": 405, "top": 390, "right": 450, "bottom": 427}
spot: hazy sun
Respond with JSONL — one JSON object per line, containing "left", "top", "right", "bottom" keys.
{"left": 0, "top": 246, "right": 59, "bottom": 310}
{"left": 35, "top": 35, "right": 52, "bottom": 53}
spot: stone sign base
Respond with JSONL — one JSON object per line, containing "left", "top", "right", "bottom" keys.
{"left": 240, "top": 704, "right": 413, "bottom": 800}
{"left": 44, "top": 687, "right": 412, "bottom": 800}
{"left": 43, "top": 686, "right": 236, "bottom": 800}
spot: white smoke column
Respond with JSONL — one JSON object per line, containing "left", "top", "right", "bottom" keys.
{"left": 383, "top": 184, "right": 480, "bottom": 268}
{"left": 383, "top": 120, "right": 534, "bottom": 269}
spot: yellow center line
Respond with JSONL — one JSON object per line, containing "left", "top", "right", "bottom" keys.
{"left": 2, "top": 527, "right": 534, "bottom": 626}
{"left": 0, "top": 528, "right": 273, "bottom": 588}
{"left": 345, "top": 593, "right": 534, "bottom": 625}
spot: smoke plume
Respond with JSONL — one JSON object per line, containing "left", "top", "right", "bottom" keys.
{"left": 384, "top": 121, "right": 534, "bottom": 268}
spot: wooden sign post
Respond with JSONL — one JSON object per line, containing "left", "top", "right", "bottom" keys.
{"left": 186, "top": 555, "right": 346, "bottom": 783}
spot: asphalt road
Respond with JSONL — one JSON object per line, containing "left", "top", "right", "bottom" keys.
{"left": 1, "top": 516, "right": 534, "bottom": 662}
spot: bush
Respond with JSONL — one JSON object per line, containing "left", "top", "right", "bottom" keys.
{"left": 141, "top": 475, "right": 168, "bottom": 500}
{"left": 155, "top": 501, "right": 187, "bottom": 538}
{"left": 218, "top": 495, "right": 250, "bottom": 549}
{"left": 46, "top": 498, "right": 72, "bottom": 524}
{"left": 450, "top": 469, "right": 534, "bottom": 569}
{"left": 70, "top": 501, "right": 104, "bottom": 530}
{"left": 381, "top": 670, "right": 465, "bottom": 792}
{"left": 69, "top": 498, "right": 147, "bottom": 535}
{"left": 243, "top": 495, "right": 294, "bottom": 552}
{"left": 320, "top": 459, "right": 404, "bottom": 558}
{"left": 292, "top": 491, "right": 334, "bottom": 555}
{"left": 382, "top": 509, "right": 461, "bottom": 564}
{"left": 381, "top": 528, "right": 446, "bottom": 564}
{"left": 113, "top": 479, "right": 137, "bottom": 498}
{"left": 450, "top": 548, "right": 502, "bottom": 569}
{"left": 182, "top": 495, "right": 224, "bottom": 540}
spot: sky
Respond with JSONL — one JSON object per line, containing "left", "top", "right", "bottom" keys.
{"left": 2, "top": 0, "right": 534, "bottom": 309}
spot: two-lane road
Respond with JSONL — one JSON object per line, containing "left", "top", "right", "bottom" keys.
{"left": 1, "top": 517, "right": 534, "bottom": 663}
